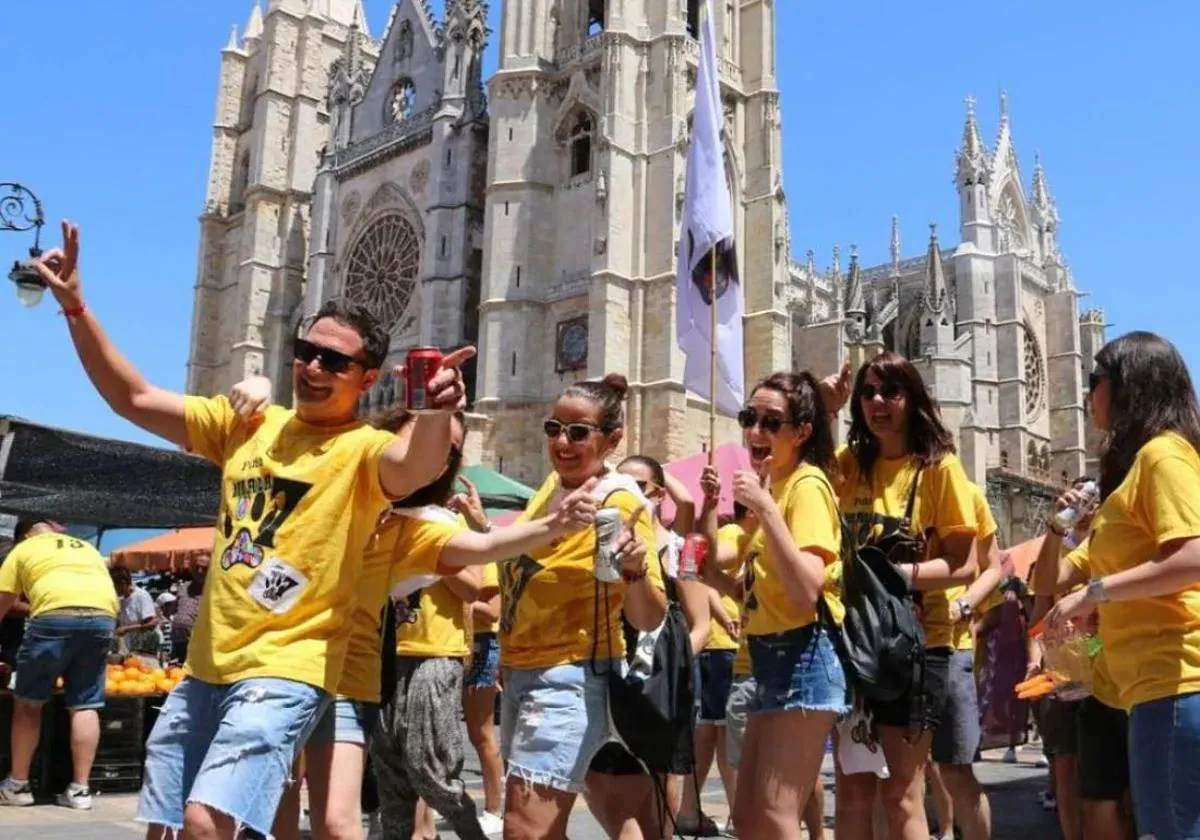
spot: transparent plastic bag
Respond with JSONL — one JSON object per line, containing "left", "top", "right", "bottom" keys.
{"left": 1036, "top": 619, "right": 1101, "bottom": 701}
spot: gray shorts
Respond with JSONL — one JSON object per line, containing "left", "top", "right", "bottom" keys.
{"left": 724, "top": 675, "right": 756, "bottom": 768}
{"left": 931, "top": 650, "right": 982, "bottom": 766}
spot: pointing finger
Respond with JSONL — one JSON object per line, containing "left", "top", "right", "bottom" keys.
{"left": 458, "top": 474, "right": 477, "bottom": 494}
{"left": 441, "top": 345, "right": 478, "bottom": 369}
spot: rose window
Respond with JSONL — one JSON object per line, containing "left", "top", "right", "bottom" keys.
{"left": 344, "top": 213, "right": 421, "bottom": 330}
{"left": 1023, "top": 323, "right": 1046, "bottom": 417}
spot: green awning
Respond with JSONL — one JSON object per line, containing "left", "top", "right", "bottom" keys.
{"left": 458, "top": 465, "right": 535, "bottom": 518}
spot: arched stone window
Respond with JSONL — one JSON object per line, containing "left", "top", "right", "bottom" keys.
{"left": 344, "top": 212, "right": 421, "bottom": 332}
{"left": 1023, "top": 322, "right": 1046, "bottom": 418}
{"left": 231, "top": 151, "right": 251, "bottom": 212}
{"left": 389, "top": 79, "right": 416, "bottom": 122}
{"left": 568, "top": 111, "right": 593, "bottom": 177}
{"left": 240, "top": 75, "right": 258, "bottom": 128}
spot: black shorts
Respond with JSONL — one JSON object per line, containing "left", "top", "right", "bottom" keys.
{"left": 867, "top": 647, "right": 952, "bottom": 731}
{"left": 1041, "top": 698, "right": 1082, "bottom": 757}
{"left": 697, "top": 649, "right": 735, "bottom": 724}
{"left": 1077, "top": 696, "right": 1129, "bottom": 801}
{"left": 588, "top": 740, "right": 694, "bottom": 777}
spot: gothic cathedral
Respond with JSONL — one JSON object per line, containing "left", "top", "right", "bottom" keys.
{"left": 185, "top": 0, "right": 1108, "bottom": 544}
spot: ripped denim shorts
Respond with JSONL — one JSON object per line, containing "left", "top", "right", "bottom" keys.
{"left": 748, "top": 624, "right": 850, "bottom": 715}
{"left": 500, "top": 660, "right": 619, "bottom": 793}
{"left": 136, "top": 676, "right": 329, "bottom": 837}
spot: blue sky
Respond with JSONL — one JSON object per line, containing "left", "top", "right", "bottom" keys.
{"left": 1, "top": 1, "right": 1196, "bottom": 545}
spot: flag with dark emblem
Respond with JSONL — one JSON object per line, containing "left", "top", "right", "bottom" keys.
{"left": 675, "top": 0, "right": 744, "bottom": 416}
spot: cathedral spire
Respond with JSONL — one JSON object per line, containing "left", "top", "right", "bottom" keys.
{"left": 921, "top": 224, "right": 948, "bottom": 315}
{"left": 224, "top": 24, "right": 241, "bottom": 52}
{"left": 805, "top": 249, "right": 815, "bottom": 276}
{"left": 889, "top": 215, "right": 901, "bottom": 274}
{"left": 844, "top": 246, "right": 865, "bottom": 316}
{"left": 245, "top": 2, "right": 264, "bottom": 41}
{"left": 1031, "top": 152, "right": 1055, "bottom": 212}
{"left": 955, "top": 95, "right": 989, "bottom": 188}
{"left": 350, "top": 0, "right": 369, "bottom": 37}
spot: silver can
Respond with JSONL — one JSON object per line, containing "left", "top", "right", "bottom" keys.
{"left": 593, "top": 507, "right": 623, "bottom": 583}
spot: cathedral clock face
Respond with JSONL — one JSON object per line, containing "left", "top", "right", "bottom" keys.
{"left": 556, "top": 317, "right": 588, "bottom": 373}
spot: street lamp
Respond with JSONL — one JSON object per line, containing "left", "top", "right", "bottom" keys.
{"left": 2, "top": 182, "right": 46, "bottom": 307}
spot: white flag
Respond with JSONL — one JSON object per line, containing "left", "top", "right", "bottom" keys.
{"left": 675, "top": 0, "right": 744, "bottom": 417}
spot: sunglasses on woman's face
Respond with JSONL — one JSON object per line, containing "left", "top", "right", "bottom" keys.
{"left": 293, "top": 337, "right": 364, "bottom": 375}
{"left": 542, "top": 419, "right": 602, "bottom": 443}
{"left": 1088, "top": 369, "right": 1109, "bottom": 394}
{"left": 736, "top": 408, "right": 788, "bottom": 434}
{"left": 634, "top": 479, "right": 661, "bottom": 495}
{"left": 860, "top": 382, "right": 903, "bottom": 402}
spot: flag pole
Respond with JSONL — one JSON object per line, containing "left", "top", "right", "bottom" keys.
{"left": 708, "top": 250, "right": 717, "bottom": 466}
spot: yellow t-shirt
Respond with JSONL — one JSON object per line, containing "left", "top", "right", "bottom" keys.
{"left": 1065, "top": 432, "right": 1200, "bottom": 710}
{"left": 744, "top": 464, "right": 843, "bottom": 637}
{"left": 474, "top": 562, "right": 501, "bottom": 636}
{"left": 498, "top": 474, "right": 662, "bottom": 670}
{"left": 835, "top": 446, "right": 978, "bottom": 650}
{"left": 0, "top": 533, "right": 118, "bottom": 618}
{"left": 706, "top": 525, "right": 744, "bottom": 652}
{"left": 337, "top": 512, "right": 458, "bottom": 702}
{"left": 397, "top": 577, "right": 472, "bottom": 659}
{"left": 950, "top": 485, "right": 1001, "bottom": 651}
{"left": 183, "top": 395, "right": 396, "bottom": 691}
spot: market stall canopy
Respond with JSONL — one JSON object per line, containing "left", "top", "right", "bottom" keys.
{"left": 110, "top": 527, "right": 215, "bottom": 572}
{"left": 458, "top": 465, "right": 534, "bottom": 519}
{"left": 0, "top": 416, "right": 220, "bottom": 529}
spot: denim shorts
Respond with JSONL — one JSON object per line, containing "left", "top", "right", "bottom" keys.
{"left": 500, "top": 660, "right": 617, "bottom": 793}
{"left": 465, "top": 632, "right": 500, "bottom": 690}
{"left": 136, "top": 676, "right": 329, "bottom": 837}
{"left": 15, "top": 613, "right": 115, "bottom": 710}
{"left": 748, "top": 624, "right": 849, "bottom": 715}
{"left": 308, "top": 697, "right": 379, "bottom": 746}
{"left": 1129, "top": 691, "right": 1200, "bottom": 839}
{"left": 725, "top": 675, "right": 756, "bottom": 768}
{"left": 698, "top": 649, "right": 736, "bottom": 724}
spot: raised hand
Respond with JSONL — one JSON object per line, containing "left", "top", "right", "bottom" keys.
{"left": 33, "top": 220, "right": 84, "bottom": 310}
{"left": 819, "top": 359, "right": 853, "bottom": 416}
{"left": 229, "top": 376, "right": 274, "bottom": 417}
{"left": 392, "top": 345, "right": 477, "bottom": 413}
{"left": 732, "top": 455, "right": 773, "bottom": 514}
{"left": 615, "top": 503, "right": 649, "bottom": 581}
{"left": 554, "top": 477, "right": 599, "bottom": 533}
{"left": 699, "top": 465, "right": 721, "bottom": 505}
{"left": 448, "top": 473, "right": 489, "bottom": 531}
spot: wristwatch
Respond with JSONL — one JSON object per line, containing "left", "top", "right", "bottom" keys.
{"left": 955, "top": 598, "right": 973, "bottom": 621}
{"left": 1086, "top": 578, "right": 1110, "bottom": 604}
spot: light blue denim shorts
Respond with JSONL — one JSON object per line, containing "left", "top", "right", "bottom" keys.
{"left": 135, "top": 676, "right": 329, "bottom": 837}
{"left": 307, "top": 696, "right": 379, "bottom": 746}
{"left": 500, "top": 660, "right": 617, "bottom": 793}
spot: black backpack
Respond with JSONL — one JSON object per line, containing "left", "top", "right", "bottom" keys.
{"left": 593, "top": 547, "right": 696, "bottom": 774}
{"left": 824, "top": 465, "right": 927, "bottom": 708}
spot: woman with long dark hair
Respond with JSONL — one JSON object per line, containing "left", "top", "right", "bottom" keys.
{"left": 833, "top": 352, "right": 979, "bottom": 840}
{"left": 498, "top": 374, "right": 663, "bottom": 838}
{"left": 698, "top": 370, "right": 847, "bottom": 839}
{"left": 1038, "top": 331, "right": 1200, "bottom": 840}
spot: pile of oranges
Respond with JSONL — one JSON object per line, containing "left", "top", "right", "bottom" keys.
{"left": 104, "top": 658, "right": 184, "bottom": 697}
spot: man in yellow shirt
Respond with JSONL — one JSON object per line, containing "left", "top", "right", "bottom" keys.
{"left": 32, "top": 222, "right": 471, "bottom": 840}
{"left": 0, "top": 518, "right": 118, "bottom": 810}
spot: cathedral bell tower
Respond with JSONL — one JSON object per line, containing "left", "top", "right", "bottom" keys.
{"left": 475, "top": 0, "right": 788, "bottom": 484}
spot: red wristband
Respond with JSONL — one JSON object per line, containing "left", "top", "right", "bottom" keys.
{"left": 622, "top": 566, "right": 648, "bottom": 583}
{"left": 61, "top": 304, "right": 87, "bottom": 318}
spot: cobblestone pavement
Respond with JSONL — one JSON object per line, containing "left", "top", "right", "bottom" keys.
{"left": 0, "top": 742, "right": 1060, "bottom": 839}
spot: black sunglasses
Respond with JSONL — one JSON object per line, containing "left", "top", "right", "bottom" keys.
{"left": 543, "top": 419, "right": 606, "bottom": 443}
{"left": 860, "top": 382, "right": 904, "bottom": 402}
{"left": 1088, "top": 368, "right": 1109, "bottom": 394}
{"left": 293, "top": 337, "right": 364, "bottom": 374}
{"left": 737, "top": 408, "right": 788, "bottom": 434}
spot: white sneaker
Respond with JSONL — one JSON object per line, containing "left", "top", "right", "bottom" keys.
{"left": 478, "top": 810, "right": 504, "bottom": 835}
{"left": 0, "top": 778, "right": 34, "bottom": 806}
{"left": 1001, "top": 746, "right": 1017, "bottom": 764}
{"left": 1035, "top": 754, "right": 1050, "bottom": 768}
{"left": 57, "top": 784, "right": 93, "bottom": 810}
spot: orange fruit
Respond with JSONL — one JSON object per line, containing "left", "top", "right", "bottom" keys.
{"left": 123, "top": 657, "right": 142, "bottom": 670}
{"left": 156, "top": 678, "right": 174, "bottom": 694}
{"left": 119, "top": 679, "right": 139, "bottom": 694}
{"left": 105, "top": 679, "right": 119, "bottom": 694}
{"left": 167, "top": 667, "right": 184, "bottom": 680}
{"left": 55, "top": 677, "right": 64, "bottom": 689}
{"left": 150, "top": 668, "right": 166, "bottom": 680}
{"left": 123, "top": 666, "right": 141, "bottom": 681}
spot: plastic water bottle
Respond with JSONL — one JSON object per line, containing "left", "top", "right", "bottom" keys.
{"left": 1054, "top": 481, "right": 1098, "bottom": 532}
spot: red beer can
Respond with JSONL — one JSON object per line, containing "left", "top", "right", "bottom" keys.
{"left": 405, "top": 347, "right": 443, "bottom": 413}
{"left": 679, "top": 533, "right": 709, "bottom": 579}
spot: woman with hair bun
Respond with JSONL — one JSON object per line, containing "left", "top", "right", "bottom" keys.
{"left": 700, "top": 369, "right": 848, "bottom": 839}
{"left": 498, "top": 373, "right": 666, "bottom": 838}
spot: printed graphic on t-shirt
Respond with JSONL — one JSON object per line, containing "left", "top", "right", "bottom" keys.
{"left": 499, "top": 554, "right": 544, "bottom": 634}
{"left": 219, "top": 474, "right": 314, "bottom": 571}
{"left": 247, "top": 558, "right": 310, "bottom": 615}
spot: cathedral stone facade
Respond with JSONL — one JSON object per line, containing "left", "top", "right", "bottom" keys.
{"left": 186, "top": 0, "right": 1108, "bottom": 545}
